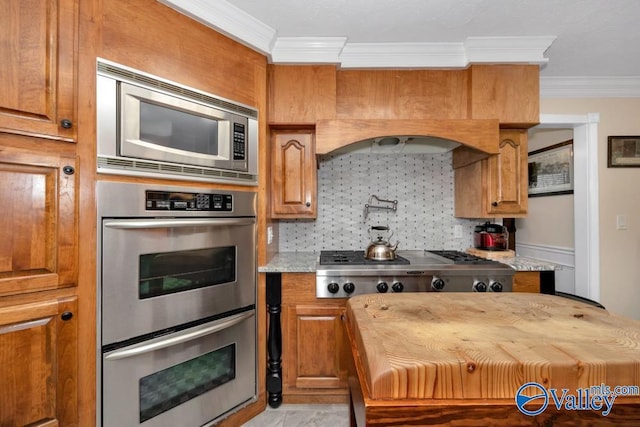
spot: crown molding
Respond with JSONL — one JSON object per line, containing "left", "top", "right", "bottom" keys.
{"left": 272, "top": 37, "right": 553, "bottom": 68}
{"left": 540, "top": 76, "right": 640, "bottom": 98}
{"left": 464, "top": 36, "right": 555, "bottom": 64}
{"left": 271, "top": 37, "right": 347, "bottom": 64}
{"left": 340, "top": 42, "right": 467, "bottom": 68}
{"left": 158, "top": 0, "right": 276, "bottom": 54}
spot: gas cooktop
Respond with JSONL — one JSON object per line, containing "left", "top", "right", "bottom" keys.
{"left": 316, "top": 249, "right": 514, "bottom": 298}
{"left": 318, "top": 250, "right": 501, "bottom": 269}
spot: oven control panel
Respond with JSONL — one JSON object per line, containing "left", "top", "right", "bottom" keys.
{"left": 146, "top": 190, "right": 233, "bottom": 211}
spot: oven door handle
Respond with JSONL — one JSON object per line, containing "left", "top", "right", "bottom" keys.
{"left": 103, "top": 218, "right": 255, "bottom": 229}
{"left": 104, "top": 310, "right": 255, "bottom": 360}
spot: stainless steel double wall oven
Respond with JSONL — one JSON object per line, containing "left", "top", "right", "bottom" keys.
{"left": 97, "top": 181, "right": 257, "bottom": 426}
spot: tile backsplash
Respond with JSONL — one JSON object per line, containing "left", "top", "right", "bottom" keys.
{"left": 279, "top": 151, "right": 485, "bottom": 252}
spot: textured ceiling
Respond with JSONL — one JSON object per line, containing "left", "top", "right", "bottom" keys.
{"left": 225, "top": 0, "right": 640, "bottom": 77}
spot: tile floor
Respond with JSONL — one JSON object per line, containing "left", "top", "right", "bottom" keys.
{"left": 241, "top": 404, "right": 350, "bottom": 427}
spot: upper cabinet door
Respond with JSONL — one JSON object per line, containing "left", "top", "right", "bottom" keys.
{"left": 487, "top": 129, "right": 528, "bottom": 216}
{"left": 0, "top": 0, "right": 78, "bottom": 142}
{"left": 454, "top": 129, "right": 528, "bottom": 218}
{"left": 0, "top": 141, "right": 78, "bottom": 296}
{"left": 271, "top": 130, "right": 317, "bottom": 218}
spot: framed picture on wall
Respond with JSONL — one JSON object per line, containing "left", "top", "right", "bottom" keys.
{"left": 528, "top": 140, "right": 574, "bottom": 197}
{"left": 608, "top": 136, "right": 640, "bottom": 167}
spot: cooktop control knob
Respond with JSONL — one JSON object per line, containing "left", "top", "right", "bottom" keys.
{"left": 343, "top": 282, "right": 355, "bottom": 294}
{"left": 392, "top": 281, "right": 404, "bottom": 292}
{"left": 490, "top": 281, "right": 503, "bottom": 292}
{"left": 431, "top": 277, "right": 445, "bottom": 291}
{"left": 376, "top": 282, "right": 389, "bottom": 293}
{"left": 473, "top": 281, "right": 487, "bottom": 292}
{"left": 327, "top": 282, "right": 340, "bottom": 294}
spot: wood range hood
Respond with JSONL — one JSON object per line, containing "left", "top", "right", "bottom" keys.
{"left": 314, "top": 118, "right": 500, "bottom": 155}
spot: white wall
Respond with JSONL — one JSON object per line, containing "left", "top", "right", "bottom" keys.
{"left": 517, "top": 129, "right": 574, "bottom": 248}
{"left": 541, "top": 98, "right": 640, "bottom": 320}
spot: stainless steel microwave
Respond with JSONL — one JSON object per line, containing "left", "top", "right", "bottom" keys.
{"left": 96, "top": 59, "right": 258, "bottom": 185}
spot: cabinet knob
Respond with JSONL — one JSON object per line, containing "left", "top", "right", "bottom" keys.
{"left": 60, "top": 119, "right": 73, "bottom": 129}
{"left": 63, "top": 165, "right": 75, "bottom": 175}
{"left": 491, "top": 201, "right": 499, "bottom": 207}
{"left": 61, "top": 311, "right": 73, "bottom": 321}
{"left": 305, "top": 202, "right": 311, "bottom": 207}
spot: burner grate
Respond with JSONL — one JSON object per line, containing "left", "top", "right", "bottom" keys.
{"left": 320, "top": 250, "right": 410, "bottom": 265}
{"left": 428, "top": 250, "right": 501, "bottom": 265}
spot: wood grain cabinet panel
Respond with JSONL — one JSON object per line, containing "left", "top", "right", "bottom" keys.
{"left": 454, "top": 129, "right": 528, "bottom": 218}
{"left": 0, "top": 296, "right": 78, "bottom": 427}
{"left": 271, "top": 130, "right": 317, "bottom": 218}
{"left": 513, "top": 271, "right": 541, "bottom": 293}
{"left": 486, "top": 129, "right": 528, "bottom": 216}
{"left": 0, "top": 143, "right": 78, "bottom": 296}
{"left": 468, "top": 64, "right": 540, "bottom": 127}
{"left": 280, "top": 273, "right": 349, "bottom": 403}
{"left": 268, "top": 65, "right": 336, "bottom": 124}
{"left": 336, "top": 70, "right": 468, "bottom": 120}
{"left": 285, "top": 305, "right": 348, "bottom": 391}
{"left": 0, "top": 0, "right": 78, "bottom": 141}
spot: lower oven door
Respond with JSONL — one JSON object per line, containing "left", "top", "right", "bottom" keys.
{"left": 101, "top": 216, "right": 256, "bottom": 345}
{"left": 102, "top": 309, "right": 256, "bottom": 427}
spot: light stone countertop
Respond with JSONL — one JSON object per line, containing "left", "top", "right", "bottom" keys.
{"left": 258, "top": 251, "right": 318, "bottom": 273}
{"left": 499, "top": 256, "right": 560, "bottom": 271}
{"left": 258, "top": 251, "right": 558, "bottom": 273}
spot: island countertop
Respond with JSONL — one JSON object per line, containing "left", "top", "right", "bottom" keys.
{"left": 344, "top": 292, "right": 640, "bottom": 425}
{"left": 346, "top": 292, "right": 640, "bottom": 400}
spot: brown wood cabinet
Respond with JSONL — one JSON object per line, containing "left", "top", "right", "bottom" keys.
{"left": 270, "top": 129, "right": 317, "bottom": 218}
{"left": 454, "top": 129, "right": 528, "bottom": 218}
{"left": 0, "top": 0, "right": 78, "bottom": 142}
{"left": 267, "top": 65, "right": 539, "bottom": 127}
{"left": 468, "top": 65, "right": 540, "bottom": 128}
{"left": 0, "top": 142, "right": 78, "bottom": 297}
{"left": 268, "top": 65, "right": 336, "bottom": 124}
{"left": 513, "top": 271, "right": 541, "bottom": 293}
{"left": 281, "top": 273, "right": 349, "bottom": 403}
{"left": 0, "top": 295, "right": 78, "bottom": 426}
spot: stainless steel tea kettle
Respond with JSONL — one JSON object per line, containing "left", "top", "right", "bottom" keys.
{"left": 365, "top": 225, "right": 399, "bottom": 261}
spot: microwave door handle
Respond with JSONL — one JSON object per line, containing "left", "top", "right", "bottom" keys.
{"left": 104, "top": 310, "right": 255, "bottom": 361}
{"left": 103, "top": 217, "right": 255, "bottom": 229}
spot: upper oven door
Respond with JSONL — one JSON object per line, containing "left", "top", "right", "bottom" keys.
{"left": 101, "top": 216, "right": 256, "bottom": 345}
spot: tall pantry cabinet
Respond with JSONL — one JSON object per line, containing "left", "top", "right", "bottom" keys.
{"left": 0, "top": 1, "right": 80, "bottom": 425}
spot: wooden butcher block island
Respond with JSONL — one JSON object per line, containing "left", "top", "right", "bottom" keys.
{"left": 344, "top": 293, "right": 640, "bottom": 426}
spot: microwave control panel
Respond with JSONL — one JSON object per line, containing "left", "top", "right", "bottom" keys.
{"left": 233, "top": 123, "right": 246, "bottom": 161}
{"left": 146, "top": 190, "right": 232, "bottom": 211}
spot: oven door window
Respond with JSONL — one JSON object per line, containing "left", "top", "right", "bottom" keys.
{"left": 139, "top": 246, "right": 235, "bottom": 299}
{"left": 139, "top": 344, "right": 236, "bottom": 423}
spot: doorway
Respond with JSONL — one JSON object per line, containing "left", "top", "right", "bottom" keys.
{"left": 521, "top": 113, "right": 600, "bottom": 300}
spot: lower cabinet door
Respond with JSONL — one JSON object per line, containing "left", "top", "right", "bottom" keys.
{"left": 283, "top": 304, "right": 348, "bottom": 396}
{"left": 0, "top": 296, "right": 78, "bottom": 426}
